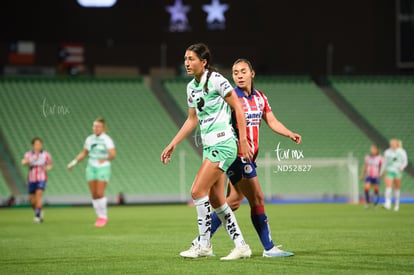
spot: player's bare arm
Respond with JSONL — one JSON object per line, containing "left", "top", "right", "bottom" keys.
{"left": 67, "top": 148, "right": 88, "bottom": 171}
{"left": 263, "top": 111, "right": 302, "bottom": 144}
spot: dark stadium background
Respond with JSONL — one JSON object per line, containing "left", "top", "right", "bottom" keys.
{"left": 1, "top": 0, "right": 408, "bottom": 77}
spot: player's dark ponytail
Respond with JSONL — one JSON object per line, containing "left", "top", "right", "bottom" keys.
{"left": 187, "top": 43, "right": 218, "bottom": 93}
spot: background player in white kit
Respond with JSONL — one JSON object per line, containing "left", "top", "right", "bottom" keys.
{"left": 67, "top": 117, "right": 116, "bottom": 227}
{"left": 381, "top": 139, "right": 408, "bottom": 211}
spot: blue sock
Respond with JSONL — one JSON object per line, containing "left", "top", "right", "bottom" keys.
{"left": 210, "top": 211, "right": 222, "bottom": 237}
{"left": 35, "top": 208, "right": 41, "bottom": 218}
{"left": 251, "top": 206, "right": 274, "bottom": 251}
{"left": 374, "top": 191, "right": 379, "bottom": 205}
{"left": 364, "top": 190, "right": 370, "bottom": 203}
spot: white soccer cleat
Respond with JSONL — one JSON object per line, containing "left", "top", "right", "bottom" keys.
{"left": 33, "top": 217, "right": 42, "bottom": 223}
{"left": 220, "top": 244, "right": 251, "bottom": 260}
{"left": 383, "top": 203, "right": 391, "bottom": 210}
{"left": 394, "top": 205, "right": 399, "bottom": 212}
{"left": 263, "top": 245, "right": 294, "bottom": 258}
{"left": 180, "top": 244, "right": 213, "bottom": 258}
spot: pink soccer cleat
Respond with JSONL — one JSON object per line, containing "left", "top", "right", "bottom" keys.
{"left": 94, "top": 217, "right": 108, "bottom": 227}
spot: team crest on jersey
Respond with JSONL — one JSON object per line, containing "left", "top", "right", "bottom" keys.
{"left": 256, "top": 95, "right": 265, "bottom": 109}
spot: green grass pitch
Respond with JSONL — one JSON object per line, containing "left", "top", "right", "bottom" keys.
{"left": 1, "top": 203, "right": 413, "bottom": 274}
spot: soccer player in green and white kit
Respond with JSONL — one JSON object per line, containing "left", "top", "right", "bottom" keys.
{"left": 161, "top": 43, "right": 253, "bottom": 260}
{"left": 68, "top": 117, "right": 116, "bottom": 227}
{"left": 381, "top": 139, "right": 408, "bottom": 211}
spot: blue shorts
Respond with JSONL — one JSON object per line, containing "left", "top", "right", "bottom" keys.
{"left": 365, "top": 177, "right": 380, "bottom": 185}
{"left": 226, "top": 157, "right": 257, "bottom": 185}
{"left": 28, "top": 181, "right": 47, "bottom": 194}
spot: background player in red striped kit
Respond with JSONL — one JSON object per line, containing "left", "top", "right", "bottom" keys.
{"left": 22, "top": 137, "right": 52, "bottom": 223}
{"left": 193, "top": 59, "right": 301, "bottom": 257}
{"left": 360, "top": 144, "right": 382, "bottom": 209}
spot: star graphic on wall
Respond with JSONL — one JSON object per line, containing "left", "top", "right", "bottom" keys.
{"left": 166, "top": 0, "right": 191, "bottom": 25}
{"left": 202, "top": 0, "right": 229, "bottom": 24}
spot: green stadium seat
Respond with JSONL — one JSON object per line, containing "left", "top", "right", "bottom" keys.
{"left": 0, "top": 77, "right": 201, "bottom": 203}
{"left": 330, "top": 76, "right": 414, "bottom": 192}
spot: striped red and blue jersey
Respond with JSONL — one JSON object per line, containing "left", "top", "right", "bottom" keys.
{"left": 364, "top": 154, "right": 382, "bottom": 178}
{"left": 23, "top": 150, "right": 52, "bottom": 183}
{"left": 232, "top": 86, "right": 272, "bottom": 161}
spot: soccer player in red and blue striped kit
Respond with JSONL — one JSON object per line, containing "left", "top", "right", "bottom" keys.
{"left": 360, "top": 144, "right": 382, "bottom": 209}
{"left": 22, "top": 137, "right": 52, "bottom": 223}
{"left": 192, "top": 59, "right": 302, "bottom": 257}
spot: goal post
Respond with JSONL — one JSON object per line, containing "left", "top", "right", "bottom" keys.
{"left": 256, "top": 153, "right": 359, "bottom": 204}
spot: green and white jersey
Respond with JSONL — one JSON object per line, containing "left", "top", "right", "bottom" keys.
{"left": 382, "top": 148, "right": 408, "bottom": 173}
{"left": 187, "top": 70, "right": 235, "bottom": 146}
{"left": 84, "top": 133, "right": 115, "bottom": 168}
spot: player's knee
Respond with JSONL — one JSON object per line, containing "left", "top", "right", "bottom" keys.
{"left": 190, "top": 187, "right": 205, "bottom": 200}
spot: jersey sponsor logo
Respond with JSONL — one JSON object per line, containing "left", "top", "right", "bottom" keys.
{"left": 91, "top": 143, "right": 106, "bottom": 151}
{"left": 219, "top": 80, "right": 231, "bottom": 91}
{"left": 246, "top": 120, "right": 261, "bottom": 126}
{"left": 191, "top": 89, "right": 204, "bottom": 97}
{"left": 245, "top": 111, "right": 262, "bottom": 119}
{"left": 217, "top": 131, "right": 225, "bottom": 138}
{"left": 191, "top": 89, "right": 205, "bottom": 102}
{"left": 199, "top": 116, "right": 214, "bottom": 125}
{"left": 245, "top": 111, "right": 262, "bottom": 126}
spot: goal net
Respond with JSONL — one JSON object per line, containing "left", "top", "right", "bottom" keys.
{"left": 255, "top": 153, "right": 359, "bottom": 204}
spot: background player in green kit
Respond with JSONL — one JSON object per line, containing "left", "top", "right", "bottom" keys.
{"left": 67, "top": 117, "right": 116, "bottom": 227}
{"left": 161, "top": 43, "right": 253, "bottom": 260}
{"left": 381, "top": 139, "right": 408, "bottom": 211}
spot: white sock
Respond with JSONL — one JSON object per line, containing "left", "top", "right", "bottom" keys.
{"left": 92, "top": 197, "right": 108, "bottom": 219}
{"left": 98, "top": 197, "right": 108, "bottom": 219}
{"left": 215, "top": 203, "right": 246, "bottom": 247}
{"left": 92, "top": 199, "right": 100, "bottom": 217}
{"left": 193, "top": 196, "right": 211, "bottom": 247}
{"left": 394, "top": 189, "right": 400, "bottom": 208}
{"left": 385, "top": 187, "right": 392, "bottom": 206}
